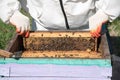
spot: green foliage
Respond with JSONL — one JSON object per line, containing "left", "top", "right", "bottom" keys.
{"left": 109, "top": 18, "right": 120, "bottom": 36}
{"left": 108, "top": 18, "right": 120, "bottom": 55}
{"left": 0, "top": 19, "right": 15, "bottom": 49}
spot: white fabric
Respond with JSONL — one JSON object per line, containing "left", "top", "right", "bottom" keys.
{"left": 0, "top": 0, "right": 21, "bottom": 23}
{"left": 0, "top": 0, "right": 120, "bottom": 30}
{"left": 31, "top": 19, "right": 48, "bottom": 31}
{"left": 95, "top": 0, "right": 120, "bottom": 22}
{"left": 89, "top": 10, "right": 109, "bottom": 31}
{"left": 9, "top": 10, "right": 30, "bottom": 32}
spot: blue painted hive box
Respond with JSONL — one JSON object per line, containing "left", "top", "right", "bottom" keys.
{"left": 0, "top": 31, "right": 112, "bottom": 80}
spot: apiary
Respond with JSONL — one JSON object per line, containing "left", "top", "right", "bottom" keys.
{"left": 0, "top": 31, "right": 112, "bottom": 80}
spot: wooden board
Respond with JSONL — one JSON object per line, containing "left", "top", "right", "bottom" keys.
{"left": 0, "top": 64, "right": 111, "bottom": 80}
{"left": 0, "top": 49, "right": 12, "bottom": 58}
{"left": 0, "top": 77, "right": 111, "bottom": 80}
{"left": 0, "top": 58, "right": 111, "bottom": 66}
{"left": 21, "top": 51, "right": 102, "bottom": 58}
{"left": 29, "top": 31, "right": 91, "bottom": 37}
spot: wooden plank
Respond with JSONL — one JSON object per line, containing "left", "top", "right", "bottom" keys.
{"left": 0, "top": 49, "right": 12, "bottom": 58}
{"left": 29, "top": 31, "right": 91, "bottom": 38}
{"left": 0, "top": 64, "right": 111, "bottom": 77}
{"left": 21, "top": 51, "right": 102, "bottom": 58}
{"left": 101, "top": 33, "right": 111, "bottom": 58}
{"left": 0, "top": 58, "right": 111, "bottom": 67}
{"left": 0, "top": 77, "right": 111, "bottom": 80}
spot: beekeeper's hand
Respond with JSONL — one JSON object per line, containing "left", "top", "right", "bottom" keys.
{"left": 10, "top": 11, "right": 30, "bottom": 38}
{"left": 89, "top": 10, "right": 108, "bottom": 38}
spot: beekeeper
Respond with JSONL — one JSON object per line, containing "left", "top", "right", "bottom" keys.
{"left": 0, "top": 0, "right": 120, "bottom": 37}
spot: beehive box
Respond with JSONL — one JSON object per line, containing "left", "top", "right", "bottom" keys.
{"left": 5, "top": 31, "right": 110, "bottom": 58}
{"left": 0, "top": 31, "right": 112, "bottom": 80}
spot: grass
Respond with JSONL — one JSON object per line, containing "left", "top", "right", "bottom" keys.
{"left": 0, "top": 19, "right": 15, "bottom": 49}
{"left": 109, "top": 18, "right": 120, "bottom": 36}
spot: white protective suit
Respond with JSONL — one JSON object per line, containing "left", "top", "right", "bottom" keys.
{"left": 0, "top": 0, "right": 120, "bottom": 31}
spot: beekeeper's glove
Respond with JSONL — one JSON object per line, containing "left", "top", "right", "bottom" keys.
{"left": 10, "top": 10, "right": 30, "bottom": 38}
{"left": 89, "top": 10, "right": 108, "bottom": 38}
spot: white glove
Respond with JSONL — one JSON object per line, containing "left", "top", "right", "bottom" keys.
{"left": 10, "top": 10, "right": 30, "bottom": 37}
{"left": 89, "top": 10, "right": 109, "bottom": 37}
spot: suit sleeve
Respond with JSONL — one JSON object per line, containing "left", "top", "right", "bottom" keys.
{"left": 0, "top": 0, "right": 21, "bottom": 23}
{"left": 95, "top": 0, "right": 120, "bottom": 22}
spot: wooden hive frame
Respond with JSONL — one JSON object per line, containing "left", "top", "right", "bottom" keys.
{"left": 4, "top": 31, "right": 111, "bottom": 59}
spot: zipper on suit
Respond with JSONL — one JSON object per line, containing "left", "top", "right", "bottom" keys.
{"left": 59, "top": 0, "right": 70, "bottom": 29}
